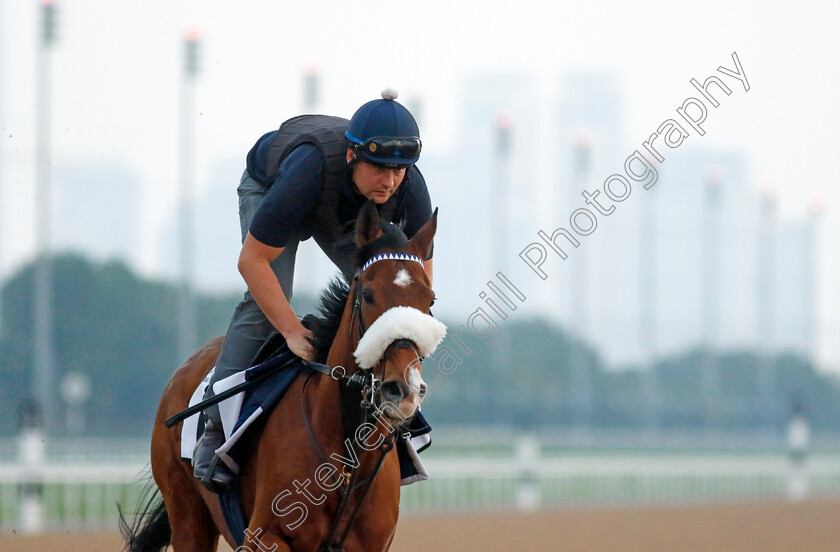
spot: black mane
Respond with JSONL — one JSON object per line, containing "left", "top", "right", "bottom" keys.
{"left": 306, "top": 275, "right": 350, "bottom": 362}
{"left": 307, "top": 221, "right": 410, "bottom": 361}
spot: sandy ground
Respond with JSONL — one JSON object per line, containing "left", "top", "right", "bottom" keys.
{"left": 1, "top": 499, "right": 838, "bottom": 552}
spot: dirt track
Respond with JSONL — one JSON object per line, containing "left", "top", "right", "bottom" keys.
{"left": 1, "top": 499, "right": 838, "bottom": 552}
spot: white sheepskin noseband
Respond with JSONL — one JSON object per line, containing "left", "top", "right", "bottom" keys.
{"left": 353, "top": 306, "right": 447, "bottom": 369}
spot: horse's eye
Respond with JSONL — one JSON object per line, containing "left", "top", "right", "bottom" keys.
{"left": 430, "top": 296, "right": 436, "bottom": 308}
{"left": 362, "top": 288, "right": 375, "bottom": 304}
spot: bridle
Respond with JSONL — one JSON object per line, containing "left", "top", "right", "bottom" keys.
{"left": 299, "top": 253, "right": 426, "bottom": 552}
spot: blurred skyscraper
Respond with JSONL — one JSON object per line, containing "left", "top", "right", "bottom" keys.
{"left": 655, "top": 147, "right": 815, "bottom": 359}
{"left": 555, "top": 71, "right": 624, "bottom": 196}
{"left": 441, "top": 72, "right": 539, "bottom": 313}
{"left": 771, "top": 217, "right": 814, "bottom": 354}
{"left": 54, "top": 161, "right": 140, "bottom": 264}
{"left": 159, "top": 155, "right": 242, "bottom": 293}
{"left": 552, "top": 71, "right": 637, "bottom": 362}
{"left": 656, "top": 148, "right": 752, "bottom": 354}
{"left": 194, "top": 156, "right": 246, "bottom": 292}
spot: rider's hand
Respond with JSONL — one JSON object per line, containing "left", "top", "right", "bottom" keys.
{"left": 285, "top": 322, "right": 315, "bottom": 361}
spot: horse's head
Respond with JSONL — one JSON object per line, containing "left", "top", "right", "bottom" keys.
{"left": 349, "top": 200, "right": 444, "bottom": 423}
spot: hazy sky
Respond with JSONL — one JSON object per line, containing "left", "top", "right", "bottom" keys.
{"left": 1, "top": 1, "right": 839, "bottom": 366}
{"left": 2, "top": 1, "right": 837, "bottom": 266}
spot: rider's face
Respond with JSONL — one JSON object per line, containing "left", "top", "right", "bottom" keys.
{"left": 347, "top": 149, "right": 407, "bottom": 204}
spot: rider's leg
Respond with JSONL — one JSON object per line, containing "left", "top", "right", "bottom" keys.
{"left": 192, "top": 288, "right": 275, "bottom": 491}
{"left": 193, "top": 243, "right": 299, "bottom": 489}
{"left": 193, "top": 170, "right": 300, "bottom": 492}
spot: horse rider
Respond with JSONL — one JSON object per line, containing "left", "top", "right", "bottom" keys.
{"left": 193, "top": 89, "right": 435, "bottom": 493}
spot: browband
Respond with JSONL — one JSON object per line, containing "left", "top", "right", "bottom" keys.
{"left": 359, "top": 253, "right": 424, "bottom": 274}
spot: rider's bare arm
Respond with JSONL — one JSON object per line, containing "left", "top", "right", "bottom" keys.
{"left": 238, "top": 232, "right": 314, "bottom": 360}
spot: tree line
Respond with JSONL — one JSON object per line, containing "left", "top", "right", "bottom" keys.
{"left": 0, "top": 253, "right": 838, "bottom": 437}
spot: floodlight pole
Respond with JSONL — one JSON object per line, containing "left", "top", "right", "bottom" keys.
{"left": 33, "top": 0, "right": 59, "bottom": 433}
{"left": 492, "top": 110, "right": 513, "bottom": 415}
{"left": 570, "top": 129, "right": 594, "bottom": 431}
{"left": 756, "top": 189, "right": 776, "bottom": 406}
{"left": 640, "top": 185, "right": 660, "bottom": 430}
{"left": 700, "top": 167, "right": 723, "bottom": 416}
{"left": 177, "top": 27, "right": 200, "bottom": 364}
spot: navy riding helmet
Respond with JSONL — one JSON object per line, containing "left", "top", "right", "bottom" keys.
{"left": 345, "top": 89, "right": 422, "bottom": 167}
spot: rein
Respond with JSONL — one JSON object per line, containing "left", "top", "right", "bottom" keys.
{"left": 299, "top": 267, "right": 408, "bottom": 552}
{"left": 299, "top": 371, "right": 397, "bottom": 552}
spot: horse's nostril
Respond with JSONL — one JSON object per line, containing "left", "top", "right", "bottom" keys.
{"left": 381, "top": 381, "right": 408, "bottom": 402}
{"left": 418, "top": 382, "right": 427, "bottom": 397}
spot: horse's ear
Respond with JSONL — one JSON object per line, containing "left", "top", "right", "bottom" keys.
{"left": 409, "top": 207, "right": 438, "bottom": 260}
{"left": 356, "top": 199, "right": 383, "bottom": 247}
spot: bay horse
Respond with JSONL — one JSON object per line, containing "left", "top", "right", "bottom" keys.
{"left": 122, "top": 200, "right": 440, "bottom": 552}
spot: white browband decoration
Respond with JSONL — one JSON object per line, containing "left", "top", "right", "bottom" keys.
{"left": 361, "top": 253, "right": 424, "bottom": 274}
{"left": 354, "top": 306, "right": 447, "bottom": 370}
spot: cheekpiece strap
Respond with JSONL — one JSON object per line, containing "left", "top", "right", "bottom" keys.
{"left": 359, "top": 253, "right": 424, "bottom": 274}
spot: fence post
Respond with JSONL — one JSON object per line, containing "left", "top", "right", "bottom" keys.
{"left": 515, "top": 433, "right": 540, "bottom": 511}
{"left": 18, "top": 401, "right": 45, "bottom": 533}
{"left": 786, "top": 398, "right": 810, "bottom": 501}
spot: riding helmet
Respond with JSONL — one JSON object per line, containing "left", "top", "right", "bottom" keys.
{"left": 345, "top": 88, "right": 421, "bottom": 167}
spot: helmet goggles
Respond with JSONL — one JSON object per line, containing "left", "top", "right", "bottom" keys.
{"left": 348, "top": 134, "right": 422, "bottom": 166}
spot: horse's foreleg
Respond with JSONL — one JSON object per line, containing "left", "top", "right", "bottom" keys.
{"left": 239, "top": 528, "right": 292, "bottom": 552}
{"left": 383, "top": 523, "right": 397, "bottom": 552}
{"left": 164, "top": 489, "right": 220, "bottom": 551}
{"left": 155, "top": 459, "right": 220, "bottom": 552}
{"left": 151, "top": 337, "right": 225, "bottom": 552}
{"left": 170, "top": 527, "right": 219, "bottom": 552}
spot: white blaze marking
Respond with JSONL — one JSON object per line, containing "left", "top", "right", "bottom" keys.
{"left": 407, "top": 366, "right": 425, "bottom": 391}
{"left": 406, "top": 365, "right": 426, "bottom": 409}
{"left": 394, "top": 268, "right": 412, "bottom": 287}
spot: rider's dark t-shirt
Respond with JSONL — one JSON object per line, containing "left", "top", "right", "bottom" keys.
{"left": 247, "top": 139, "right": 433, "bottom": 258}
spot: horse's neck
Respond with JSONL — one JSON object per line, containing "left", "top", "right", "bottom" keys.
{"left": 309, "top": 304, "right": 359, "bottom": 449}
{"left": 310, "top": 305, "right": 391, "bottom": 460}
